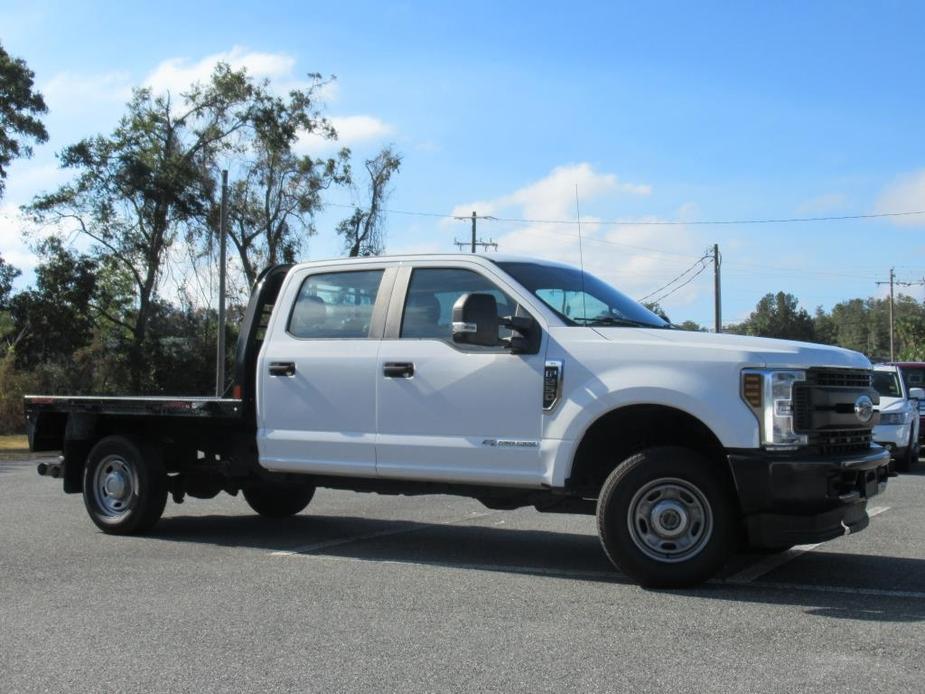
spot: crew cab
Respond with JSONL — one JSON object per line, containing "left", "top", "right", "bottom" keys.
{"left": 25, "top": 255, "right": 891, "bottom": 587}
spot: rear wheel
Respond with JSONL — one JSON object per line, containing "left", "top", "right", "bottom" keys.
{"left": 82, "top": 435, "right": 168, "bottom": 535}
{"left": 243, "top": 480, "right": 315, "bottom": 518}
{"left": 597, "top": 446, "right": 736, "bottom": 588}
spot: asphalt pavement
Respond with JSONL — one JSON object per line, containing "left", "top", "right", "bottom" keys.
{"left": 1, "top": 456, "right": 923, "bottom": 693}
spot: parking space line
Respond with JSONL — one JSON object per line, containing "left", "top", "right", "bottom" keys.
{"left": 726, "top": 505, "right": 891, "bottom": 584}
{"left": 269, "top": 511, "right": 498, "bottom": 556}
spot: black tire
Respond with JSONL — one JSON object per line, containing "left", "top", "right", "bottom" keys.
{"left": 82, "top": 435, "right": 168, "bottom": 535}
{"left": 243, "top": 480, "right": 315, "bottom": 518}
{"left": 895, "top": 441, "right": 919, "bottom": 473}
{"left": 597, "top": 446, "right": 736, "bottom": 588}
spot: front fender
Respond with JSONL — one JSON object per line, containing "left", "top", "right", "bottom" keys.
{"left": 541, "top": 362, "right": 760, "bottom": 486}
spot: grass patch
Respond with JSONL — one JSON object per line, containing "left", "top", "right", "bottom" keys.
{"left": 0, "top": 435, "right": 29, "bottom": 451}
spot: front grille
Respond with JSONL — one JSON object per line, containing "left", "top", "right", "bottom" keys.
{"left": 804, "top": 368, "right": 871, "bottom": 389}
{"left": 807, "top": 429, "right": 872, "bottom": 455}
{"left": 792, "top": 386, "right": 812, "bottom": 431}
{"left": 796, "top": 368, "right": 875, "bottom": 454}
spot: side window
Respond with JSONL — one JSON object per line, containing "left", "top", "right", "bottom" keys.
{"left": 288, "top": 270, "right": 384, "bottom": 338}
{"left": 401, "top": 268, "right": 517, "bottom": 340}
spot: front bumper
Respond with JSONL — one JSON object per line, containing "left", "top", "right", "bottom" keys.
{"left": 872, "top": 423, "right": 911, "bottom": 450}
{"left": 727, "top": 446, "right": 890, "bottom": 548}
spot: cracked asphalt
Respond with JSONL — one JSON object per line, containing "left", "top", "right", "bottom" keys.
{"left": 2, "top": 456, "right": 924, "bottom": 693}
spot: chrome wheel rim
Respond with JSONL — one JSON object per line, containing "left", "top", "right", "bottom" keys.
{"left": 627, "top": 477, "right": 713, "bottom": 563}
{"left": 92, "top": 455, "right": 138, "bottom": 519}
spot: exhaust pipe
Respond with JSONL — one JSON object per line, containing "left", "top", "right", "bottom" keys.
{"left": 37, "top": 462, "right": 63, "bottom": 479}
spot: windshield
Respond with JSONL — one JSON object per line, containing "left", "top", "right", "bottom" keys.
{"left": 873, "top": 371, "right": 902, "bottom": 398}
{"left": 497, "top": 261, "right": 669, "bottom": 328}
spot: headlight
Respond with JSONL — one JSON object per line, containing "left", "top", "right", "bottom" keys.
{"left": 742, "top": 369, "right": 808, "bottom": 450}
{"left": 879, "top": 411, "right": 912, "bottom": 426}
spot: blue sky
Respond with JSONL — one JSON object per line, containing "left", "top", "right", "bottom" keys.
{"left": 2, "top": 1, "right": 925, "bottom": 327}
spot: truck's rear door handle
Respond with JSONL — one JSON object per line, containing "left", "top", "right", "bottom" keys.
{"left": 383, "top": 362, "right": 414, "bottom": 378}
{"left": 269, "top": 361, "right": 296, "bottom": 377}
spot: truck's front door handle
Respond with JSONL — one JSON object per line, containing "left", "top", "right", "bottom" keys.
{"left": 383, "top": 362, "right": 414, "bottom": 378}
{"left": 269, "top": 361, "right": 296, "bottom": 377}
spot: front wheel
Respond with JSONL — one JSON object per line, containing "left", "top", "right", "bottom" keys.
{"left": 597, "top": 446, "right": 736, "bottom": 588}
{"left": 896, "top": 442, "right": 919, "bottom": 473}
{"left": 243, "top": 480, "right": 315, "bottom": 518}
{"left": 83, "top": 435, "right": 168, "bottom": 535}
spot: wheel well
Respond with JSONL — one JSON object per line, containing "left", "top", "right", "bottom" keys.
{"left": 566, "top": 405, "right": 732, "bottom": 498}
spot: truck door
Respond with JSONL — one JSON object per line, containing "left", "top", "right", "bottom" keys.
{"left": 376, "top": 264, "right": 547, "bottom": 486}
{"left": 257, "top": 265, "right": 394, "bottom": 476}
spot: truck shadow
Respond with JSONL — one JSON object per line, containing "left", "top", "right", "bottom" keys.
{"left": 151, "top": 512, "right": 925, "bottom": 623}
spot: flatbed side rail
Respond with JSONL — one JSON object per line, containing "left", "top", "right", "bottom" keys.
{"left": 24, "top": 396, "right": 244, "bottom": 418}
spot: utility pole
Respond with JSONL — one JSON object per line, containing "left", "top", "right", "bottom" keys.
{"left": 215, "top": 169, "right": 228, "bottom": 397}
{"left": 876, "top": 267, "right": 900, "bottom": 362}
{"left": 876, "top": 268, "right": 925, "bottom": 361}
{"left": 888, "top": 266, "right": 895, "bottom": 362}
{"left": 453, "top": 210, "right": 499, "bottom": 253}
{"left": 713, "top": 243, "right": 722, "bottom": 333}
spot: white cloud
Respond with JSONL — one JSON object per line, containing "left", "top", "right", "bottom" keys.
{"left": 449, "top": 163, "right": 651, "bottom": 221}
{"left": 0, "top": 206, "right": 40, "bottom": 282}
{"left": 41, "top": 70, "right": 133, "bottom": 110}
{"left": 143, "top": 46, "right": 297, "bottom": 95}
{"left": 876, "top": 170, "right": 925, "bottom": 227}
{"left": 3, "top": 162, "right": 73, "bottom": 203}
{"left": 331, "top": 115, "right": 393, "bottom": 143}
{"left": 444, "top": 164, "right": 706, "bottom": 310}
{"left": 294, "top": 115, "right": 394, "bottom": 154}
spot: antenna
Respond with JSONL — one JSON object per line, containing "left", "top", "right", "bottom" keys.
{"left": 575, "top": 184, "right": 588, "bottom": 321}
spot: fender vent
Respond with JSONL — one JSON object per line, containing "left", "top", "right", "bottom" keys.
{"left": 543, "top": 361, "right": 563, "bottom": 411}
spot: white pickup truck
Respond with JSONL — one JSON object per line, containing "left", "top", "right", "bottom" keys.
{"left": 25, "top": 254, "right": 890, "bottom": 587}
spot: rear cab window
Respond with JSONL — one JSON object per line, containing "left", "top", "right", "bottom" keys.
{"left": 288, "top": 269, "right": 385, "bottom": 339}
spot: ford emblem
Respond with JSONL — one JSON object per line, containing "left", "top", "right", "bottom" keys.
{"left": 854, "top": 395, "right": 874, "bottom": 423}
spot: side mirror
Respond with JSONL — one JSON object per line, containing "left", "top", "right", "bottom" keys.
{"left": 452, "top": 293, "right": 541, "bottom": 354}
{"left": 910, "top": 387, "right": 925, "bottom": 402}
{"left": 452, "top": 293, "right": 500, "bottom": 347}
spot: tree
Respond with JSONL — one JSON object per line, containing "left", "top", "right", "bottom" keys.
{"left": 0, "top": 252, "right": 20, "bottom": 350}
{"left": 894, "top": 295, "right": 925, "bottom": 361}
{"left": 8, "top": 238, "right": 98, "bottom": 370}
{"left": 676, "top": 320, "right": 706, "bottom": 332}
{"left": 0, "top": 252, "right": 19, "bottom": 308}
{"left": 337, "top": 146, "right": 402, "bottom": 257}
{"left": 732, "top": 292, "right": 815, "bottom": 342}
{"left": 0, "top": 42, "right": 48, "bottom": 199}
{"left": 27, "top": 64, "right": 256, "bottom": 390}
{"left": 642, "top": 301, "right": 669, "bottom": 322}
{"left": 224, "top": 75, "right": 350, "bottom": 285}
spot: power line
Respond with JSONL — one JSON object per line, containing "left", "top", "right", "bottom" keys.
{"left": 323, "top": 202, "right": 925, "bottom": 226}
{"left": 638, "top": 255, "right": 710, "bottom": 302}
{"left": 647, "top": 263, "right": 711, "bottom": 305}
